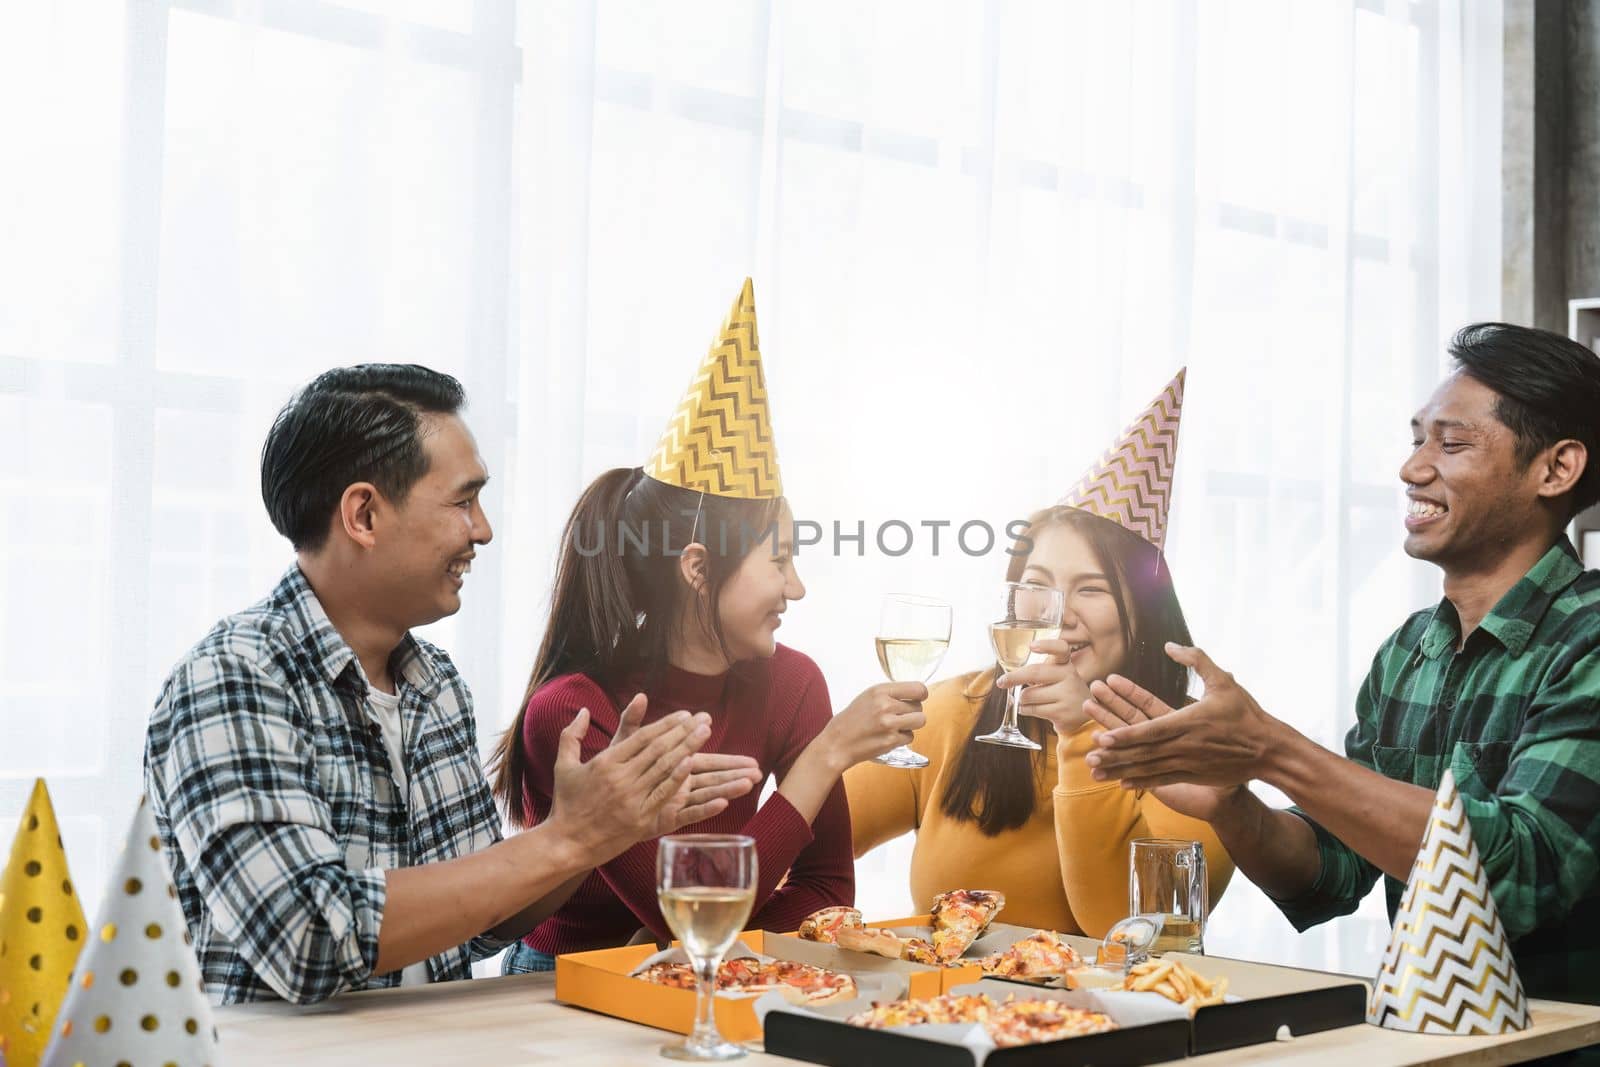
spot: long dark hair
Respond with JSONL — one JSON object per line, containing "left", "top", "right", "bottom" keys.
{"left": 939, "top": 507, "right": 1194, "bottom": 836}
{"left": 490, "top": 468, "right": 784, "bottom": 824}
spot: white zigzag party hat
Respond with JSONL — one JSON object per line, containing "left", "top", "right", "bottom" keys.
{"left": 1367, "top": 769, "right": 1529, "bottom": 1034}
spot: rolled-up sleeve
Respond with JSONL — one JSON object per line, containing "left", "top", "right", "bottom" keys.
{"left": 151, "top": 654, "right": 386, "bottom": 1005}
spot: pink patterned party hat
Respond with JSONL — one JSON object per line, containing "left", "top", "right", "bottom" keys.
{"left": 1059, "top": 369, "right": 1186, "bottom": 553}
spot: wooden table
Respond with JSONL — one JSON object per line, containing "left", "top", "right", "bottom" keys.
{"left": 215, "top": 970, "right": 1600, "bottom": 1066}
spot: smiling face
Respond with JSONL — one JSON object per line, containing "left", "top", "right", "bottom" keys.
{"left": 712, "top": 500, "right": 806, "bottom": 662}
{"left": 1019, "top": 522, "right": 1130, "bottom": 683}
{"left": 1400, "top": 373, "right": 1550, "bottom": 573}
{"left": 375, "top": 413, "right": 493, "bottom": 628}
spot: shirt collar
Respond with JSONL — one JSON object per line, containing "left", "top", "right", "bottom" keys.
{"left": 271, "top": 564, "right": 444, "bottom": 694}
{"left": 1418, "top": 537, "right": 1584, "bottom": 659}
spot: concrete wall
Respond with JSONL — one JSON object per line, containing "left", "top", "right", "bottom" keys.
{"left": 1567, "top": 1, "right": 1600, "bottom": 309}
{"left": 1503, "top": 0, "right": 1600, "bottom": 329}
{"left": 1503, "top": 0, "right": 1600, "bottom": 557}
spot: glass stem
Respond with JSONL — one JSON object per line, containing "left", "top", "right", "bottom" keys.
{"left": 1004, "top": 684, "right": 1024, "bottom": 732}
{"left": 689, "top": 955, "right": 720, "bottom": 1050}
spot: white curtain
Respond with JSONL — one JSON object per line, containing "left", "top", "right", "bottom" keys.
{"left": 0, "top": 0, "right": 1502, "bottom": 978}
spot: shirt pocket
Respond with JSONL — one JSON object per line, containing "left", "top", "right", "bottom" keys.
{"left": 1452, "top": 740, "right": 1513, "bottom": 793}
{"left": 1371, "top": 744, "right": 1416, "bottom": 782}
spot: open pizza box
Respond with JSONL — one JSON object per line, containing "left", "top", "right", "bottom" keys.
{"left": 760, "top": 976, "right": 1192, "bottom": 1066}
{"left": 554, "top": 923, "right": 947, "bottom": 1043}
{"left": 776, "top": 917, "right": 1366, "bottom": 1057}
{"left": 961, "top": 929, "right": 1366, "bottom": 1055}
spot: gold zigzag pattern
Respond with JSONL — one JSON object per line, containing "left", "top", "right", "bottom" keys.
{"left": 1060, "top": 370, "right": 1185, "bottom": 551}
{"left": 1386, "top": 925, "right": 1520, "bottom": 987}
{"left": 1370, "top": 770, "right": 1529, "bottom": 1035}
{"left": 645, "top": 280, "right": 782, "bottom": 500}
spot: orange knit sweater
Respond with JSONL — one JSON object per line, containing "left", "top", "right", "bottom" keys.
{"left": 845, "top": 668, "right": 1233, "bottom": 936}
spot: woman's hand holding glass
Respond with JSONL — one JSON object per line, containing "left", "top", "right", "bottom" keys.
{"left": 977, "top": 581, "right": 1065, "bottom": 749}
{"left": 996, "top": 637, "right": 1093, "bottom": 736}
{"left": 817, "top": 682, "right": 930, "bottom": 771}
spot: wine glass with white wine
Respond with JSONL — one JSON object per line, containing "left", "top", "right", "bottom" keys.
{"left": 975, "top": 581, "right": 1064, "bottom": 750}
{"left": 656, "top": 834, "right": 758, "bottom": 1061}
{"left": 872, "top": 593, "right": 952, "bottom": 769}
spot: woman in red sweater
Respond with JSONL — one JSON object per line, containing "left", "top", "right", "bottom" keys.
{"left": 489, "top": 281, "right": 924, "bottom": 972}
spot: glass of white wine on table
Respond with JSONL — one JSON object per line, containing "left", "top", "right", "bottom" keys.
{"left": 872, "top": 593, "right": 952, "bottom": 769}
{"left": 656, "top": 834, "right": 758, "bottom": 1061}
{"left": 976, "top": 580, "right": 1065, "bottom": 750}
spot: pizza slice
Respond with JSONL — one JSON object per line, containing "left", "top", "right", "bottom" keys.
{"left": 764, "top": 960, "right": 859, "bottom": 1005}
{"left": 796, "top": 905, "right": 864, "bottom": 944}
{"left": 831, "top": 925, "right": 946, "bottom": 967}
{"left": 977, "top": 930, "right": 1082, "bottom": 980}
{"left": 846, "top": 992, "right": 992, "bottom": 1030}
{"left": 638, "top": 957, "right": 858, "bottom": 1005}
{"left": 987, "top": 999, "right": 1117, "bottom": 1047}
{"left": 635, "top": 961, "right": 698, "bottom": 989}
{"left": 900, "top": 936, "right": 941, "bottom": 966}
{"left": 834, "top": 924, "right": 908, "bottom": 959}
{"left": 929, "top": 889, "right": 1006, "bottom": 963}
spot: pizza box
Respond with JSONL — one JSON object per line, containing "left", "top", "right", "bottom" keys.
{"left": 760, "top": 977, "right": 1192, "bottom": 1066}
{"left": 554, "top": 927, "right": 946, "bottom": 1043}
{"left": 975, "top": 946, "right": 1369, "bottom": 1055}
{"left": 1158, "top": 950, "right": 1368, "bottom": 1055}
{"left": 853, "top": 920, "right": 1366, "bottom": 1055}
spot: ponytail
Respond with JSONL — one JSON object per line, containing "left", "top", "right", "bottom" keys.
{"left": 489, "top": 466, "right": 639, "bottom": 823}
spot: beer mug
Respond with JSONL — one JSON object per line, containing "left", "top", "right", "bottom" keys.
{"left": 1129, "top": 838, "right": 1207, "bottom": 955}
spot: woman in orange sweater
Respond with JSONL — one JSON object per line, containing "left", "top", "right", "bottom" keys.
{"left": 845, "top": 372, "right": 1233, "bottom": 937}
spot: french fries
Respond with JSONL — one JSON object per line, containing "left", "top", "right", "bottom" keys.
{"left": 1124, "top": 958, "right": 1229, "bottom": 1015}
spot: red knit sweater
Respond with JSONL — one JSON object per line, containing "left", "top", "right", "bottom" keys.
{"left": 518, "top": 644, "right": 855, "bottom": 954}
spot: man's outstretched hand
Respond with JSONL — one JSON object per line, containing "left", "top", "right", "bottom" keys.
{"left": 1081, "top": 643, "right": 1278, "bottom": 819}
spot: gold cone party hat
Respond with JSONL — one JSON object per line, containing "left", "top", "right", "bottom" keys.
{"left": 42, "top": 798, "right": 217, "bottom": 1067}
{"left": 1059, "top": 368, "right": 1186, "bottom": 553}
{"left": 644, "top": 278, "right": 782, "bottom": 500}
{"left": 1367, "top": 769, "right": 1529, "bottom": 1034}
{"left": 0, "top": 780, "right": 88, "bottom": 1067}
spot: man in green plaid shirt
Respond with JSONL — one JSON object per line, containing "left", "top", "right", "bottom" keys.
{"left": 1079, "top": 323, "right": 1600, "bottom": 1008}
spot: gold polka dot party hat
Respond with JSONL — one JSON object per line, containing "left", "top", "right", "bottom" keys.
{"left": 643, "top": 278, "right": 783, "bottom": 501}
{"left": 41, "top": 798, "right": 216, "bottom": 1067}
{"left": 0, "top": 779, "right": 88, "bottom": 1067}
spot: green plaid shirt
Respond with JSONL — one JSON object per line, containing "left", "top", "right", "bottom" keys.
{"left": 1277, "top": 537, "right": 1600, "bottom": 1005}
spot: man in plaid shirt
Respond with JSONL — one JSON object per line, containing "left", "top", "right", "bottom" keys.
{"left": 1075, "top": 323, "right": 1600, "bottom": 1006}
{"left": 145, "top": 365, "right": 759, "bottom": 1004}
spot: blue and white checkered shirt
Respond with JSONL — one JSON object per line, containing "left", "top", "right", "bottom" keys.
{"left": 144, "top": 565, "right": 509, "bottom": 1005}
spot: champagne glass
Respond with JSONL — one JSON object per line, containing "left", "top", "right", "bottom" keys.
{"left": 657, "top": 834, "right": 758, "bottom": 1061}
{"left": 976, "top": 581, "right": 1064, "bottom": 750}
{"left": 872, "top": 593, "right": 952, "bottom": 768}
